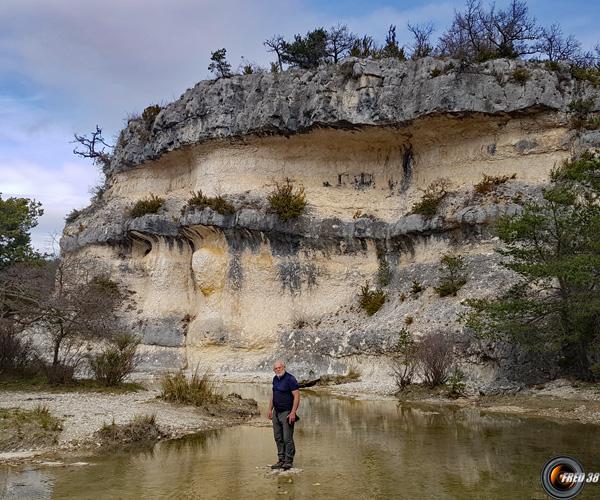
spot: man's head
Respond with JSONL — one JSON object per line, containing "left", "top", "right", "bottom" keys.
{"left": 273, "top": 360, "right": 286, "bottom": 378}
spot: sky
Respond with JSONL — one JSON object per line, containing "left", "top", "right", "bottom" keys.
{"left": 1, "top": 0, "right": 598, "bottom": 253}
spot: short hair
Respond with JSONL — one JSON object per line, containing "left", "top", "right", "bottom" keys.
{"left": 273, "top": 360, "right": 286, "bottom": 368}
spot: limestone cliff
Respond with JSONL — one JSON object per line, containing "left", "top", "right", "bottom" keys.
{"left": 61, "top": 57, "right": 600, "bottom": 392}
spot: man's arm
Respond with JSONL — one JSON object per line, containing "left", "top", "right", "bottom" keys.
{"left": 267, "top": 396, "right": 273, "bottom": 420}
{"left": 288, "top": 390, "right": 300, "bottom": 423}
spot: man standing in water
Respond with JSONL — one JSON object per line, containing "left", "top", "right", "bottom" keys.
{"left": 267, "top": 360, "right": 300, "bottom": 470}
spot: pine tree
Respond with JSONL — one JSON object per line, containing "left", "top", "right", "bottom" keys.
{"left": 465, "top": 153, "right": 600, "bottom": 380}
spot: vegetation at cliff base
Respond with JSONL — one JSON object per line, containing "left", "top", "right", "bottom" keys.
{"left": 160, "top": 369, "right": 223, "bottom": 406}
{"left": 465, "top": 152, "right": 600, "bottom": 381}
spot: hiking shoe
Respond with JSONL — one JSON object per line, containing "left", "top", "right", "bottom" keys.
{"left": 282, "top": 463, "right": 293, "bottom": 470}
{"left": 270, "top": 461, "right": 284, "bottom": 469}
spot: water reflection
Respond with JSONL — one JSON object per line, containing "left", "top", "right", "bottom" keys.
{"left": 3, "top": 384, "right": 599, "bottom": 499}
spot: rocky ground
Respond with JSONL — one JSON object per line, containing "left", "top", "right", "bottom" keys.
{"left": 0, "top": 385, "right": 259, "bottom": 465}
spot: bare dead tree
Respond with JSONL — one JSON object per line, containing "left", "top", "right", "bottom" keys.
{"left": 326, "top": 24, "right": 356, "bottom": 63}
{"left": 537, "top": 24, "right": 581, "bottom": 62}
{"left": 72, "top": 125, "right": 112, "bottom": 169}
{"left": 1, "top": 257, "right": 126, "bottom": 382}
{"left": 407, "top": 22, "right": 435, "bottom": 59}
{"left": 438, "top": 0, "right": 540, "bottom": 61}
{"left": 264, "top": 35, "right": 286, "bottom": 72}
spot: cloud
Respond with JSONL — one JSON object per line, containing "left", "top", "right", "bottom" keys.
{"left": 1, "top": 157, "right": 102, "bottom": 254}
{"left": 0, "top": 0, "right": 324, "bottom": 134}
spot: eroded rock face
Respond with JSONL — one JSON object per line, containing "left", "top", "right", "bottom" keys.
{"left": 62, "top": 58, "right": 600, "bottom": 392}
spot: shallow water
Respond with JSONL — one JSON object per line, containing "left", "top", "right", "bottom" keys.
{"left": 2, "top": 383, "right": 600, "bottom": 499}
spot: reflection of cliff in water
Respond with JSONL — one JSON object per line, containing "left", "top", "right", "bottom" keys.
{"left": 13, "top": 384, "right": 599, "bottom": 499}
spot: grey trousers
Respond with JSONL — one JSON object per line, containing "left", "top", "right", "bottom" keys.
{"left": 272, "top": 410, "right": 295, "bottom": 464}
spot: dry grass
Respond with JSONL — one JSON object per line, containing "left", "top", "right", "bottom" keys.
{"left": 160, "top": 368, "right": 223, "bottom": 406}
{"left": 318, "top": 368, "right": 361, "bottom": 385}
{"left": 474, "top": 173, "right": 516, "bottom": 194}
{"left": 0, "top": 405, "right": 62, "bottom": 451}
{"left": 184, "top": 190, "right": 235, "bottom": 215}
{"left": 411, "top": 179, "right": 450, "bottom": 217}
{"left": 130, "top": 194, "right": 164, "bottom": 218}
{"left": 97, "top": 414, "right": 162, "bottom": 447}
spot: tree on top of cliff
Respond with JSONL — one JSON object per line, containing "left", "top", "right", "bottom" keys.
{"left": 72, "top": 125, "right": 112, "bottom": 171}
{"left": 381, "top": 25, "right": 406, "bottom": 60}
{"left": 208, "top": 48, "right": 232, "bottom": 78}
{"left": 280, "top": 28, "right": 329, "bottom": 69}
{"left": 464, "top": 152, "right": 600, "bottom": 381}
{"left": 438, "top": 0, "right": 540, "bottom": 61}
{"left": 0, "top": 194, "right": 44, "bottom": 271}
{"left": 325, "top": 24, "right": 357, "bottom": 63}
{"left": 408, "top": 22, "right": 435, "bottom": 60}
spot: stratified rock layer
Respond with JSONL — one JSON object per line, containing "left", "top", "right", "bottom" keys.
{"left": 63, "top": 57, "right": 600, "bottom": 392}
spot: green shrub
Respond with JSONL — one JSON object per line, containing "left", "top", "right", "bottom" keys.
{"left": 411, "top": 179, "right": 450, "bottom": 217}
{"left": 568, "top": 98, "right": 596, "bottom": 130}
{"left": 160, "top": 368, "right": 223, "bottom": 406}
{"left": 571, "top": 65, "right": 600, "bottom": 86}
{"left": 430, "top": 67, "right": 442, "bottom": 77}
{"left": 404, "top": 315, "right": 414, "bottom": 326}
{"left": 544, "top": 61, "right": 561, "bottom": 72}
{"left": 474, "top": 173, "right": 516, "bottom": 194}
{"left": 130, "top": 194, "right": 164, "bottom": 218}
{"left": 390, "top": 328, "right": 418, "bottom": 391}
{"left": 511, "top": 67, "right": 530, "bottom": 84}
{"left": 434, "top": 254, "right": 467, "bottom": 297}
{"left": 568, "top": 98, "right": 595, "bottom": 114}
{"left": 89, "top": 334, "right": 140, "bottom": 387}
{"left": 411, "top": 280, "right": 424, "bottom": 294}
{"left": 359, "top": 282, "right": 386, "bottom": 316}
{"left": 184, "top": 190, "right": 235, "bottom": 215}
{"left": 551, "top": 152, "right": 600, "bottom": 188}
{"left": 97, "top": 414, "right": 162, "bottom": 446}
{"left": 377, "top": 258, "right": 391, "bottom": 286}
{"left": 446, "top": 367, "right": 467, "bottom": 398}
{"left": 267, "top": 179, "right": 307, "bottom": 221}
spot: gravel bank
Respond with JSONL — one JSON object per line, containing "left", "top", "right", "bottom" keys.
{"left": 0, "top": 387, "right": 258, "bottom": 462}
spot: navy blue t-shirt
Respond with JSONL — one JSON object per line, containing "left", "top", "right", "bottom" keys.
{"left": 272, "top": 371, "right": 299, "bottom": 412}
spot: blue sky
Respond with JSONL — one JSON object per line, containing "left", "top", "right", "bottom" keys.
{"left": 1, "top": 0, "right": 598, "bottom": 252}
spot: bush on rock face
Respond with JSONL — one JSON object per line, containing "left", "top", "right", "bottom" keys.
{"left": 411, "top": 179, "right": 450, "bottom": 217}
{"left": 434, "top": 254, "right": 467, "bottom": 297}
{"left": 184, "top": 190, "right": 235, "bottom": 215}
{"left": 359, "top": 282, "right": 386, "bottom": 316}
{"left": 130, "top": 194, "right": 164, "bottom": 218}
{"left": 267, "top": 179, "right": 307, "bottom": 221}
